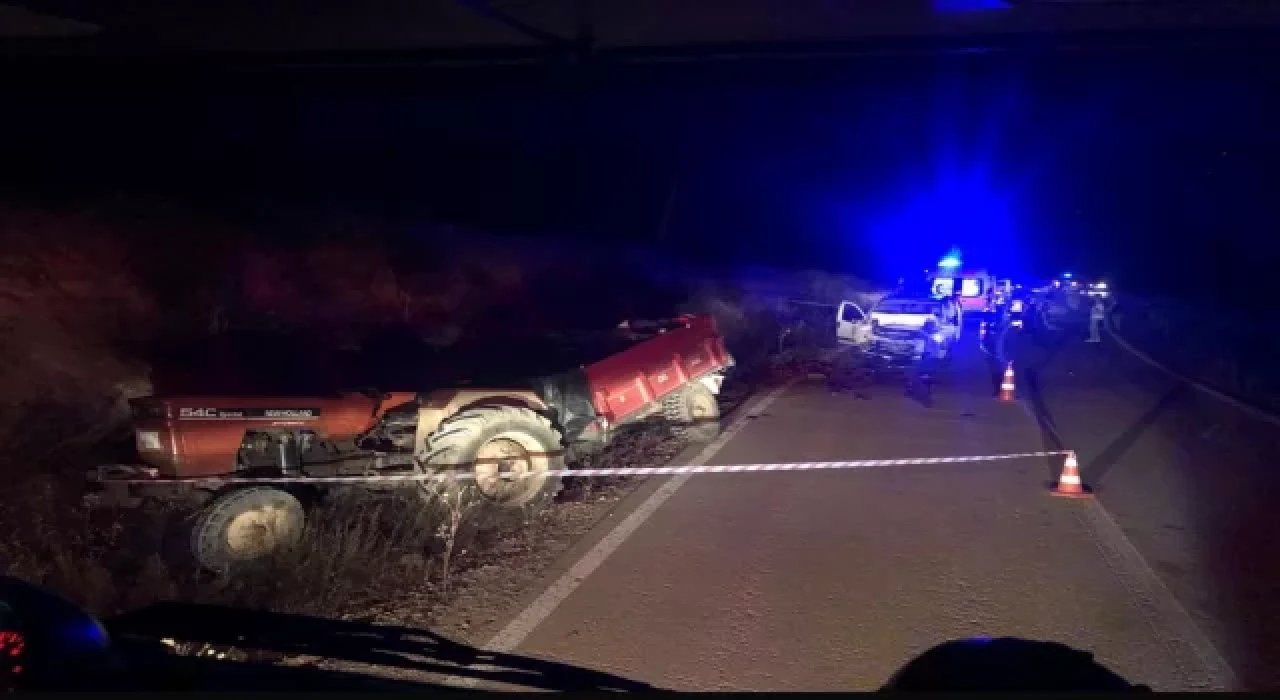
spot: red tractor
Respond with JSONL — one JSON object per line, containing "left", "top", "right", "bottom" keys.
{"left": 91, "top": 315, "right": 734, "bottom": 572}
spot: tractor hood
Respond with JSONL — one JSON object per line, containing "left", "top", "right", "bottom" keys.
{"left": 129, "top": 392, "right": 419, "bottom": 431}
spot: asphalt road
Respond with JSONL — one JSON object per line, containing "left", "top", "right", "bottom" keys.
{"left": 1010, "top": 313, "right": 1280, "bottom": 690}
{"left": 476, "top": 318, "right": 1240, "bottom": 691}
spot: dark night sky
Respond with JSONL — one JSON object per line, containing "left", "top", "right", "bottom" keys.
{"left": 3, "top": 23, "right": 1280, "bottom": 302}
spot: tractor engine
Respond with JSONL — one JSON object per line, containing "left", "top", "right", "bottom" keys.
{"left": 236, "top": 430, "right": 312, "bottom": 473}
{"left": 234, "top": 403, "right": 421, "bottom": 474}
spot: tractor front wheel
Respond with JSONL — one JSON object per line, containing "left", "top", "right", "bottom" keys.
{"left": 190, "top": 486, "right": 306, "bottom": 573}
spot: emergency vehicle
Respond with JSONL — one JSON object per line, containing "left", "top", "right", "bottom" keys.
{"left": 928, "top": 265, "right": 1000, "bottom": 320}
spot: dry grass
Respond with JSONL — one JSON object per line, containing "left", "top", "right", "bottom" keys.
{"left": 0, "top": 431, "right": 672, "bottom": 621}
{"left": 0, "top": 473, "right": 422, "bottom": 617}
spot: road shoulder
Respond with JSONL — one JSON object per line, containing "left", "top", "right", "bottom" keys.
{"left": 1005, "top": 323, "right": 1240, "bottom": 689}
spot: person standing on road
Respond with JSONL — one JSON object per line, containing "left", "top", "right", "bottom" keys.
{"left": 906, "top": 321, "right": 942, "bottom": 407}
{"left": 1087, "top": 297, "right": 1106, "bottom": 343}
{"left": 1033, "top": 296, "right": 1051, "bottom": 334}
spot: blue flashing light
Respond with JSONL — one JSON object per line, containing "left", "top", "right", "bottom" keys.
{"left": 1062, "top": 272, "right": 1073, "bottom": 279}
{"left": 938, "top": 257, "right": 961, "bottom": 269}
{"left": 832, "top": 162, "right": 1021, "bottom": 280}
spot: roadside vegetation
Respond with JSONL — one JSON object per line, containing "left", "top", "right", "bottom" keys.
{"left": 0, "top": 199, "right": 878, "bottom": 632}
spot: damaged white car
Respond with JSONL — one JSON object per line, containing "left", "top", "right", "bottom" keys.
{"left": 837, "top": 295, "right": 962, "bottom": 360}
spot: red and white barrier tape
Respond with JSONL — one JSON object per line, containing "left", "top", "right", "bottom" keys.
{"left": 99, "top": 450, "right": 1071, "bottom": 486}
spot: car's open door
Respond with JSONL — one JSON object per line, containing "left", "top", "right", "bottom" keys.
{"left": 836, "top": 300, "right": 871, "bottom": 347}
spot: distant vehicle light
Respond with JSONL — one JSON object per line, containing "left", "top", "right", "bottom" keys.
{"left": 1062, "top": 272, "right": 1073, "bottom": 279}
{"left": 1093, "top": 282, "right": 1108, "bottom": 289}
{"left": 931, "top": 332, "right": 945, "bottom": 343}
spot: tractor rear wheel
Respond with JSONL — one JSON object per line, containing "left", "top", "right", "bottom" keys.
{"left": 416, "top": 404, "right": 565, "bottom": 530}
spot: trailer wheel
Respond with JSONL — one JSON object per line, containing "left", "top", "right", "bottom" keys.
{"left": 663, "top": 383, "right": 722, "bottom": 443}
{"left": 190, "top": 486, "right": 305, "bottom": 573}
{"left": 416, "top": 405, "right": 565, "bottom": 529}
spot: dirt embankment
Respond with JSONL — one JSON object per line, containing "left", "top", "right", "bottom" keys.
{"left": 0, "top": 200, "right": 876, "bottom": 645}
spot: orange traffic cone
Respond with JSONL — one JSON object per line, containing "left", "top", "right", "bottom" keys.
{"left": 1050, "top": 451, "right": 1093, "bottom": 498}
{"left": 998, "top": 362, "right": 1016, "bottom": 401}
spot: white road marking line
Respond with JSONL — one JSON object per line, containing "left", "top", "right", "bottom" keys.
{"left": 443, "top": 382, "right": 795, "bottom": 689}
{"left": 1004, "top": 329, "right": 1238, "bottom": 690}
